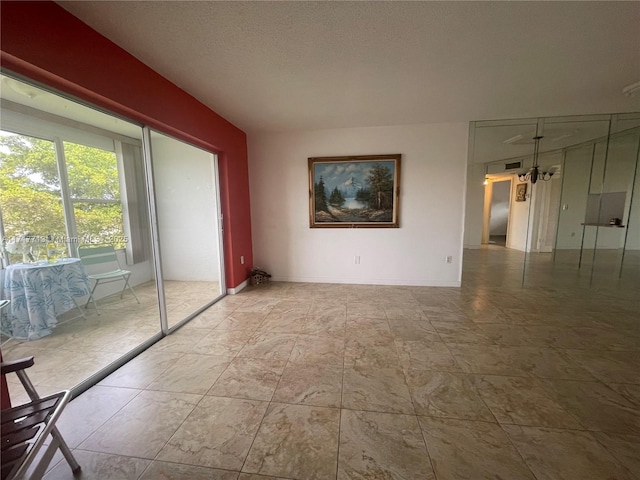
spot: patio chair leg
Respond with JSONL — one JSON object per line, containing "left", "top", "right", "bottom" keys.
{"left": 120, "top": 275, "right": 140, "bottom": 303}
{"left": 71, "top": 297, "right": 87, "bottom": 321}
{"left": 16, "top": 370, "right": 82, "bottom": 474}
{"left": 84, "top": 280, "right": 101, "bottom": 315}
{"left": 122, "top": 275, "right": 140, "bottom": 304}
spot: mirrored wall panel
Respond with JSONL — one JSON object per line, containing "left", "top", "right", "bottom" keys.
{"left": 463, "top": 120, "right": 537, "bottom": 289}
{"left": 149, "top": 130, "right": 224, "bottom": 330}
{"left": 537, "top": 117, "right": 611, "bottom": 288}
{"left": 466, "top": 113, "right": 640, "bottom": 292}
{"left": 0, "top": 75, "right": 161, "bottom": 402}
{"left": 591, "top": 127, "right": 640, "bottom": 286}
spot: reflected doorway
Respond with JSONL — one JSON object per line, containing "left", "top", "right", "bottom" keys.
{"left": 486, "top": 179, "right": 511, "bottom": 247}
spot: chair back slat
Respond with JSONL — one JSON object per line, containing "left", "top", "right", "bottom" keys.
{"left": 78, "top": 245, "right": 118, "bottom": 266}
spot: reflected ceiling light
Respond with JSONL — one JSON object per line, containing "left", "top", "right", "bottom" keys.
{"left": 483, "top": 165, "right": 489, "bottom": 185}
{"left": 551, "top": 133, "right": 573, "bottom": 142}
{"left": 517, "top": 136, "right": 554, "bottom": 184}
{"left": 622, "top": 80, "right": 640, "bottom": 97}
{"left": 503, "top": 134, "right": 524, "bottom": 144}
{"left": 2, "top": 77, "right": 40, "bottom": 99}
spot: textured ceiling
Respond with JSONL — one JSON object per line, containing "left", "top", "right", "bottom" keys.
{"left": 58, "top": 1, "right": 640, "bottom": 133}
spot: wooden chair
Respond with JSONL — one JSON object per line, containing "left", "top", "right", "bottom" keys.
{"left": 0, "top": 356, "right": 81, "bottom": 479}
{"left": 78, "top": 244, "right": 140, "bottom": 314}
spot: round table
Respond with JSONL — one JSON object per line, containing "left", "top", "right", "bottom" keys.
{"left": 1, "top": 258, "right": 90, "bottom": 340}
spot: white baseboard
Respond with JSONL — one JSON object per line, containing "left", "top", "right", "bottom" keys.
{"left": 270, "top": 275, "right": 461, "bottom": 288}
{"left": 463, "top": 244, "right": 481, "bottom": 249}
{"left": 227, "top": 279, "right": 249, "bottom": 295}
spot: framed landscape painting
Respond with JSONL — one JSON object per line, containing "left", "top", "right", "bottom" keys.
{"left": 308, "top": 154, "right": 401, "bottom": 228}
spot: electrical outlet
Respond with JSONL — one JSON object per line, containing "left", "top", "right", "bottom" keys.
{"left": 445, "top": 256, "right": 453, "bottom": 264}
{"left": 240, "top": 255, "right": 245, "bottom": 265}
{"left": 355, "top": 256, "right": 360, "bottom": 264}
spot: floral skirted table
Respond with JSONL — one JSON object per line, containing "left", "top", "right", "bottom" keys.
{"left": 1, "top": 258, "right": 90, "bottom": 340}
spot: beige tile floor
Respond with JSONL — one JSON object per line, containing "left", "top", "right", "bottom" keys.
{"left": 6, "top": 246, "right": 640, "bottom": 479}
{"left": 2, "top": 280, "right": 221, "bottom": 405}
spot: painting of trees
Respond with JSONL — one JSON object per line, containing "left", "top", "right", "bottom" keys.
{"left": 309, "top": 155, "right": 401, "bottom": 227}
{"left": 366, "top": 163, "right": 394, "bottom": 210}
{"left": 329, "top": 187, "right": 345, "bottom": 207}
{"left": 314, "top": 175, "right": 329, "bottom": 212}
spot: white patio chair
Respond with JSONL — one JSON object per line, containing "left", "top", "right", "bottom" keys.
{"left": 78, "top": 244, "right": 139, "bottom": 314}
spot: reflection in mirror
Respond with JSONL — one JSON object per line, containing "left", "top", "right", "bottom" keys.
{"left": 149, "top": 131, "right": 224, "bottom": 330}
{"left": 463, "top": 121, "right": 537, "bottom": 289}
{"left": 0, "top": 75, "right": 161, "bottom": 402}
{"left": 554, "top": 143, "right": 594, "bottom": 273}
{"left": 520, "top": 118, "right": 614, "bottom": 289}
{"left": 612, "top": 113, "right": 640, "bottom": 134}
{"left": 592, "top": 127, "right": 640, "bottom": 287}
{"left": 466, "top": 113, "right": 639, "bottom": 293}
{"left": 548, "top": 120, "right": 611, "bottom": 287}
{"left": 621, "top": 130, "right": 640, "bottom": 284}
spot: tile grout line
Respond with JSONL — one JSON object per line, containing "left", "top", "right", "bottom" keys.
{"left": 143, "top": 307, "right": 243, "bottom": 471}
{"left": 335, "top": 300, "right": 348, "bottom": 480}
{"left": 236, "top": 302, "right": 300, "bottom": 476}
{"left": 406, "top": 292, "right": 445, "bottom": 480}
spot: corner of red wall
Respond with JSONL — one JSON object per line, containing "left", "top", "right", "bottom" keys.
{"left": 1, "top": 1, "right": 253, "bottom": 289}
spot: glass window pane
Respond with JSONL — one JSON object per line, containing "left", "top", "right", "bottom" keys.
{"left": 64, "top": 141, "right": 120, "bottom": 201}
{"left": 150, "top": 130, "right": 224, "bottom": 330}
{"left": 0, "top": 131, "right": 65, "bottom": 263}
{"left": 72, "top": 202, "right": 126, "bottom": 249}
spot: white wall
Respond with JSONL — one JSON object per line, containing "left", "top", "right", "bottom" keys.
{"left": 538, "top": 175, "right": 562, "bottom": 252}
{"left": 556, "top": 144, "right": 592, "bottom": 249}
{"left": 463, "top": 162, "right": 485, "bottom": 248}
{"left": 151, "top": 132, "right": 221, "bottom": 282}
{"left": 506, "top": 179, "right": 532, "bottom": 251}
{"left": 248, "top": 123, "right": 468, "bottom": 287}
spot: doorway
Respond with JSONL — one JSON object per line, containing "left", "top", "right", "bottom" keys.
{"left": 488, "top": 179, "right": 511, "bottom": 246}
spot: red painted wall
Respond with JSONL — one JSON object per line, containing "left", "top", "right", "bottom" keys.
{"left": 0, "top": 1, "right": 253, "bottom": 288}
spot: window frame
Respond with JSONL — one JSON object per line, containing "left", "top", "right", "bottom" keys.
{"left": 0, "top": 105, "right": 144, "bottom": 265}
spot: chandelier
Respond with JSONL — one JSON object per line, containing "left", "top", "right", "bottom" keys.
{"left": 517, "top": 136, "right": 554, "bottom": 184}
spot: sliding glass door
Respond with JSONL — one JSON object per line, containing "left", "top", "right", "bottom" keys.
{"left": 147, "top": 130, "right": 225, "bottom": 331}
{"left": 0, "top": 74, "right": 162, "bottom": 400}
{"left": 0, "top": 75, "right": 227, "bottom": 401}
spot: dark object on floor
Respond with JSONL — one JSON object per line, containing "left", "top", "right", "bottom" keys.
{"left": 250, "top": 267, "right": 272, "bottom": 286}
{"left": 0, "top": 356, "right": 81, "bottom": 480}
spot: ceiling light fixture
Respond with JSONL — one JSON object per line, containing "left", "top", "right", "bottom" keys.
{"left": 622, "top": 80, "right": 640, "bottom": 97}
{"left": 518, "top": 136, "right": 554, "bottom": 184}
